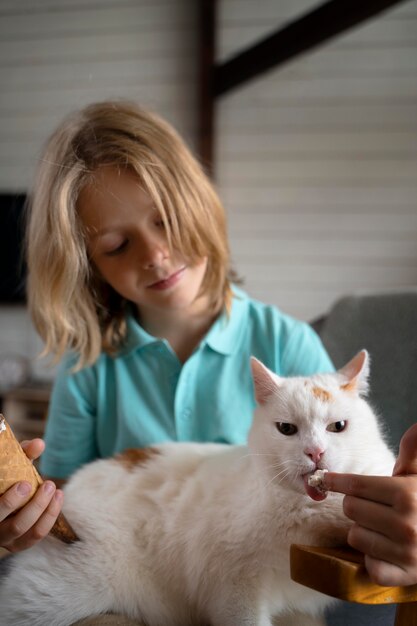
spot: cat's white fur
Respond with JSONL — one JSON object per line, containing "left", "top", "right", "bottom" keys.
{"left": 0, "top": 351, "right": 395, "bottom": 626}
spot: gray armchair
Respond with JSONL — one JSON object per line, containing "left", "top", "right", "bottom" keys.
{"left": 317, "top": 290, "right": 417, "bottom": 452}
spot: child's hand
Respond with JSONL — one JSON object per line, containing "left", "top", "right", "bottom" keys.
{"left": 324, "top": 423, "right": 417, "bottom": 587}
{"left": 0, "top": 438, "right": 64, "bottom": 553}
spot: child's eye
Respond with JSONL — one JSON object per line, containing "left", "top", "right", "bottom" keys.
{"left": 105, "top": 240, "right": 129, "bottom": 256}
{"left": 276, "top": 422, "right": 298, "bottom": 436}
{"left": 155, "top": 215, "right": 173, "bottom": 229}
{"left": 327, "top": 420, "right": 347, "bottom": 433}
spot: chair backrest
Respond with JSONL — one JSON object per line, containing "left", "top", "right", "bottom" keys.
{"left": 316, "top": 290, "right": 417, "bottom": 453}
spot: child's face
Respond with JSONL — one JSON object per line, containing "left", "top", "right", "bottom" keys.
{"left": 78, "top": 166, "right": 208, "bottom": 318}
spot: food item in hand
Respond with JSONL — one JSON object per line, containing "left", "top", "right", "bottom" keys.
{"left": 0, "top": 414, "right": 78, "bottom": 543}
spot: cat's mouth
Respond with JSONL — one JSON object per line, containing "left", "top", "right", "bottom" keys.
{"left": 302, "top": 471, "right": 328, "bottom": 502}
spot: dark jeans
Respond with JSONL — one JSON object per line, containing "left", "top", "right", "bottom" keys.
{"left": 326, "top": 601, "right": 396, "bottom": 625}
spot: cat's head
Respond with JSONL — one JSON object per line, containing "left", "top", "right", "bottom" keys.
{"left": 248, "top": 350, "right": 388, "bottom": 500}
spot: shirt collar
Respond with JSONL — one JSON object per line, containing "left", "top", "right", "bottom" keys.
{"left": 120, "top": 285, "right": 248, "bottom": 357}
{"left": 121, "top": 314, "right": 161, "bottom": 355}
{"left": 203, "top": 286, "right": 248, "bottom": 355}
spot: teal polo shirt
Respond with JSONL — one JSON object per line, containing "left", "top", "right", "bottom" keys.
{"left": 40, "top": 287, "right": 334, "bottom": 479}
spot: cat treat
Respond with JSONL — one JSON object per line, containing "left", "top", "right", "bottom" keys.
{"left": 0, "top": 414, "right": 79, "bottom": 544}
{"left": 307, "top": 469, "right": 329, "bottom": 494}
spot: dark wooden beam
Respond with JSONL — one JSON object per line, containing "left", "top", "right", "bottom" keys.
{"left": 197, "top": 0, "right": 216, "bottom": 175}
{"left": 214, "top": 0, "right": 407, "bottom": 97}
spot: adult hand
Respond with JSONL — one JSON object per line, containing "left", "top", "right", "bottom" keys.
{"left": 0, "top": 438, "right": 64, "bottom": 553}
{"left": 324, "top": 423, "right": 417, "bottom": 586}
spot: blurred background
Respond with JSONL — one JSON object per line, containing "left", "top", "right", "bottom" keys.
{"left": 0, "top": 0, "right": 416, "bottom": 390}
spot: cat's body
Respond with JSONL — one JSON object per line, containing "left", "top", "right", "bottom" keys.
{"left": 0, "top": 352, "right": 395, "bottom": 626}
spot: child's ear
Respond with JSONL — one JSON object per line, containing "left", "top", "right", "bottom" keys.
{"left": 338, "top": 349, "right": 370, "bottom": 395}
{"left": 250, "top": 357, "right": 281, "bottom": 405}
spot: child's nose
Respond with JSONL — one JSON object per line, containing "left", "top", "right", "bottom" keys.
{"left": 140, "top": 236, "right": 168, "bottom": 269}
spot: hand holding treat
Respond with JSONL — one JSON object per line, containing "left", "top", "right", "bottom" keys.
{"left": 323, "top": 424, "right": 417, "bottom": 586}
{"left": 0, "top": 415, "right": 78, "bottom": 546}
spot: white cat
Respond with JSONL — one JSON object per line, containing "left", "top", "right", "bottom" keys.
{"left": 0, "top": 350, "right": 395, "bottom": 626}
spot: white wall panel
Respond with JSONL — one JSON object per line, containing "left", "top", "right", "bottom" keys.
{"left": 219, "top": 103, "right": 417, "bottom": 131}
{"left": 217, "top": 0, "right": 417, "bottom": 321}
{"left": 0, "top": 0, "right": 198, "bottom": 191}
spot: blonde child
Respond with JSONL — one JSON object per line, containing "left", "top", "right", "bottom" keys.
{"left": 0, "top": 103, "right": 416, "bottom": 611}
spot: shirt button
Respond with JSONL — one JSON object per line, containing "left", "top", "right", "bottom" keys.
{"left": 183, "top": 408, "right": 191, "bottom": 419}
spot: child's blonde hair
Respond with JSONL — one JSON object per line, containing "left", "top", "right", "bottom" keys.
{"left": 27, "top": 100, "right": 235, "bottom": 369}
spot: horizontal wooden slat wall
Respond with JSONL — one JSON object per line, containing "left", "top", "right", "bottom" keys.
{"left": 0, "top": 0, "right": 198, "bottom": 191}
{"left": 216, "top": 0, "right": 417, "bottom": 321}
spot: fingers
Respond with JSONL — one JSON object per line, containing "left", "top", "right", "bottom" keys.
{"left": 326, "top": 473, "right": 417, "bottom": 516}
{"left": 19, "top": 438, "right": 45, "bottom": 462}
{"left": 0, "top": 481, "right": 63, "bottom": 552}
{"left": 325, "top": 471, "right": 417, "bottom": 586}
{"left": 324, "top": 472, "right": 400, "bottom": 506}
{"left": 8, "top": 490, "right": 64, "bottom": 553}
{"left": 342, "top": 495, "right": 404, "bottom": 542}
{"left": 347, "top": 523, "right": 408, "bottom": 569}
{"left": 0, "top": 481, "right": 33, "bottom": 521}
{"left": 348, "top": 512, "right": 417, "bottom": 586}
{"left": 393, "top": 423, "right": 417, "bottom": 476}
{"left": 349, "top": 523, "right": 417, "bottom": 586}
{"left": 364, "top": 555, "right": 417, "bottom": 587}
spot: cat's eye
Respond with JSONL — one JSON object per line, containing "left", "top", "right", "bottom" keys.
{"left": 327, "top": 420, "right": 347, "bottom": 433}
{"left": 276, "top": 422, "right": 298, "bottom": 436}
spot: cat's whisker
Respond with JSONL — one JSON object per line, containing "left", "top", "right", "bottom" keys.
{"left": 263, "top": 465, "right": 295, "bottom": 489}
{"left": 239, "top": 452, "right": 280, "bottom": 460}
{"left": 266, "top": 463, "right": 297, "bottom": 476}
{"left": 267, "top": 459, "right": 296, "bottom": 467}
{"left": 250, "top": 459, "right": 295, "bottom": 485}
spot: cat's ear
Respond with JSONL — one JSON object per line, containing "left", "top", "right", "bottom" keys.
{"left": 250, "top": 357, "right": 281, "bottom": 405}
{"left": 338, "top": 349, "right": 370, "bottom": 395}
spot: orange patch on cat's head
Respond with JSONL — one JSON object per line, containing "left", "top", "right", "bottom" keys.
{"left": 340, "top": 380, "right": 357, "bottom": 393}
{"left": 114, "top": 447, "right": 160, "bottom": 470}
{"left": 311, "top": 386, "right": 333, "bottom": 402}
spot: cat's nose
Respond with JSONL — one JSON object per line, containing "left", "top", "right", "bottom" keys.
{"left": 305, "top": 448, "right": 324, "bottom": 464}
